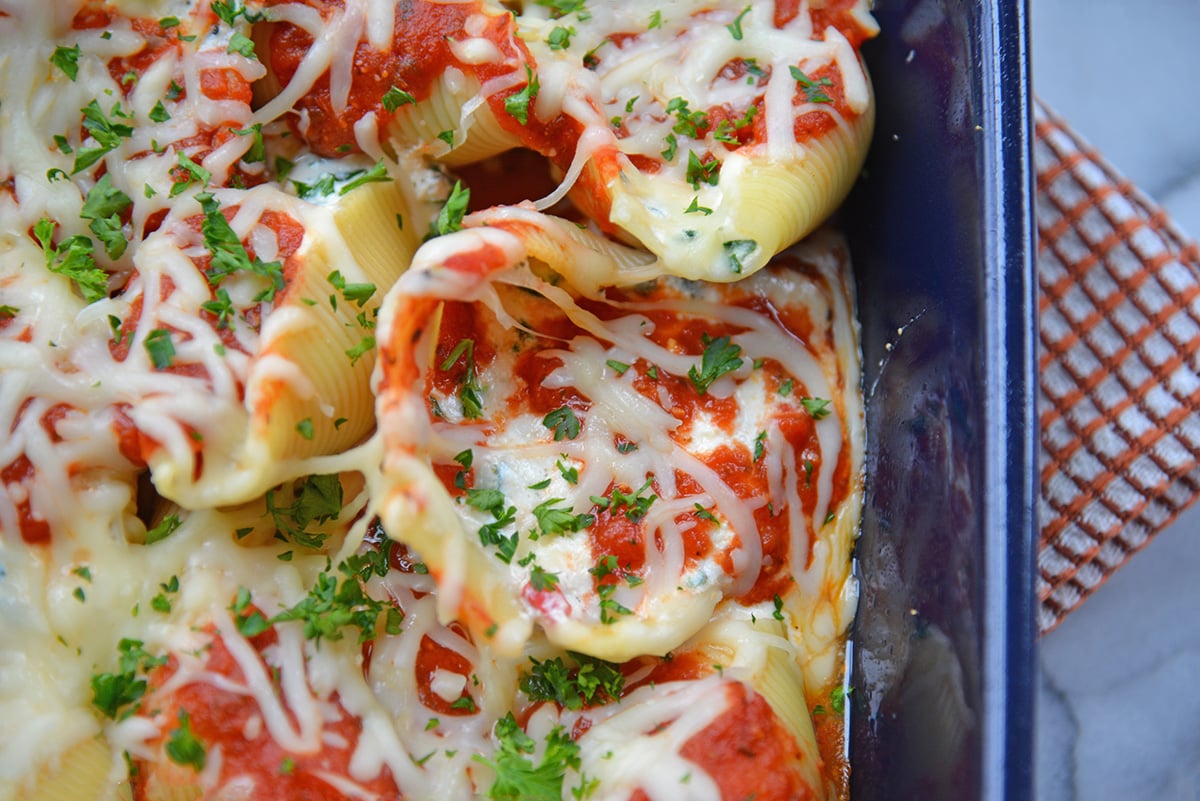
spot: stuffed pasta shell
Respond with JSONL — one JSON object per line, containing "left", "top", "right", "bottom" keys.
{"left": 372, "top": 210, "right": 863, "bottom": 673}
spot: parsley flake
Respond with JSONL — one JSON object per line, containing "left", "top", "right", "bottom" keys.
{"left": 722, "top": 239, "right": 758, "bottom": 274}
{"left": 542, "top": 406, "right": 581, "bottom": 441}
{"left": 51, "top": 44, "right": 81, "bottom": 81}
{"left": 801, "top": 397, "right": 832, "bottom": 420}
{"left": 687, "top": 334, "right": 742, "bottom": 394}
{"left": 144, "top": 328, "right": 175, "bottom": 369}
{"left": 789, "top": 66, "right": 834, "bottom": 104}
{"left": 382, "top": 85, "right": 417, "bottom": 111}
{"left": 726, "top": 6, "right": 751, "bottom": 40}
{"left": 505, "top": 64, "right": 539, "bottom": 125}
{"left": 165, "top": 709, "right": 206, "bottom": 771}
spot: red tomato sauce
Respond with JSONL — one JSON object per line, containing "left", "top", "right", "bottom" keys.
{"left": 1, "top": 455, "right": 51, "bottom": 544}
{"left": 138, "top": 628, "right": 401, "bottom": 801}
{"left": 675, "top": 682, "right": 817, "bottom": 801}
{"left": 430, "top": 300, "right": 497, "bottom": 398}
{"left": 263, "top": 0, "right": 529, "bottom": 157}
{"left": 587, "top": 501, "right": 647, "bottom": 576}
{"left": 414, "top": 633, "right": 478, "bottom": 715}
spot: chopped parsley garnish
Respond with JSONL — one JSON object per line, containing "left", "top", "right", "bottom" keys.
{"left": 440, "top": 338, "right": 484, "bottom": 419}
{"left": 520, "top": 653, "right": 624, "bottom": 710}
{"left": 145, "top": 514, "right": 182, "bottom": 545}
{"left": 548, "top": 25, "right": 575, "bottom": 49}
{"left": 73, "top": 100, "right": 135, "bottom": 174}
{"left": 437, "top": 129, "right": 456, "bottom": 148}
{"left": 227, "top": 31, "right": 257, "bottom": 59}
{"left": 196, "top": 192, "right": 285, "bottom": 302}
{"left": 590, "top": 476, "right": 656, "bottom": 522}
{"left": 649, "top": 10, "right": 663, "bottom": 29}
{"left": 556, "top": 458, "right": 578, "bottom": 485}
{"left": 753, "top": 430, "right": 767, "bottom": 461}
{"left": 590, "top": 556, "right": 635, "bottom": 624}
{"left": 148, "top": 100, "right": 171, "bottom": 123}
{"left": 144, "top": 328, "right": 176, "bottom": 369}
{"left": 660, "top": 132, "right": 678, "bottom": 161}
{"left": 505, "top": 64, "right": 540, "bottom": 125}
{"left": 734, "top": 104, "right": 759, "bottom": 129}
{"left": 466, "top": 487, "right": 518, "bottom": 562}
{"left": 801, "top": 396, "right": 832, "bottom": 420}
{"left": 292, "top": 173, "right": 337, "bottom": 200}
{"left": 528, "top": 564, "right": 560, "bottom": 592}
{"left": 346, "top": 335, "right": 376, "bottom": 365}
{"left": 429, "top": 180, "right": 470, "bottom": 238}
{"left": 685, "top": 151, "right": 719, "bottom": 189}
{"left": 231, "top": 586, "right": 271, "bottom": 636}
{"left": 687, "top": 334, "right": 742, "bottom": 394}
{"left": 81, "top": 174, "right": 132, "bottom": 259}
{"left": 451, "top": 695, "right": 478, "bottom": 713}
{"left": 170, "top": 152, "right": 210, "bottom": 197}
{"left": 327, "top": 270, "right": 376, "bottom": 306}
{"left": 532, "top": 498, "right": 594, "bottom": 538}
{"left": 382, "top": 85, "right": 417, "bottom": 111}
{"left": 266, "top": 474, "right": 343, "bottom": 550}
{"left": 778, "top": 377, "right": 794, "bottom": 396}
{"left": 0, "top": 305, "right": 18, "bottom": 319}
{"left": 534, "top": 0, "right": 587, "bottom": 19}
{"left": 542, "top": 406, "right": 581, "bottom": 441}
{"left": 711, "top": 119, "right": 738, "bottom": 144}
{"left": 475, "top": 714, "right": 581, "bottom": 801}
{"left": 272, "top": 557, "right": 403, "bottom": 645}
{"left": 201, "top": 288, "right": 236, "bottom": 329}
{"left": 90, "top": 638, "right": 166, "bottom": 720}
{"left": 211, "top": 0, "right": 263, "bottom": 25}
{"left": 152, "top": 575, "right": 179, "bottom": 613}
{"left": 32, "top": 217, "right": 108, "bottom": 302}
{"left": 772, "top": 593, "right": 785, "bottom": 621}
{"left": 235, "top": 123, "right": 264, "bottom": 163}
{"left": 605, "top": 359, "right": 630, "bottom": 375}
{"left": 726, "top": 6, "right": 751, "bottom": 40}
{"left": 789, "top": 66, "right": 834, "bottom": 104}
{"left": 693, "top": 503, "right": 719, "bottom": 523}
{"left": 165, "top": 709, "right": 206, "bottom": 771}
{"left": 339, "top": 159, "right": 392, "bottom": 195}
{"left": 722, "top": 239, "right": 758, "bottom": 274}
{"left": 582, "top": 38, "right": 607, "bottom": 69}
{"left": 665, "top": 96, "right": 708, "bottom": 138}
{"left": 51, "top": 44, "right": 81, "bottom": 80}
{"left": 685, "top": 196, "right": 712, "bottom": 215}
{"left": 295, "top": 418, "right": 314, "bottom": 440}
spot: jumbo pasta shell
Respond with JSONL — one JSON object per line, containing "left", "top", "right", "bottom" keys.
{"left": 17, "top": 736, "right": 125, "bottom": 801}
{"left": 603, "top": 99, "right": 875, "bottom": 281}
{"left": 149, "top": 179, "right": 417, "bottom": 508}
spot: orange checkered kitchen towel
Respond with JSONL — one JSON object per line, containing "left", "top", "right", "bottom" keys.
{"left": 1035, "top": 99, "right": 1200, "bottom": 633}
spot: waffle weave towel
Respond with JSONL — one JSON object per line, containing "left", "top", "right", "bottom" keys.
{"left": 1035, "top": 99, "right": 1200, "bottom": 634}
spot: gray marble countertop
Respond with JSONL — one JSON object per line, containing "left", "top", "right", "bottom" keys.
{"left": 1031, "top": 1, "right": 1200, "bottom": 799}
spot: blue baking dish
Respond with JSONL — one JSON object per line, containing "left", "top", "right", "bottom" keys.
{"left": 842, "top": 1, "right": 1037, "bottom": 799}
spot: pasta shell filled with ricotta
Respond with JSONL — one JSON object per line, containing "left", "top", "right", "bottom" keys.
{"left": 510, "top": 0, "right": 878, "bottom": 281}
{"left": 549, "top": 610, "right": 830, "bottom": 801}
{"left": 116, "top": 176, "right": 418, "bottom": 509}
{"left": 372, "top": 210, "right": 863, "bottom": 663}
